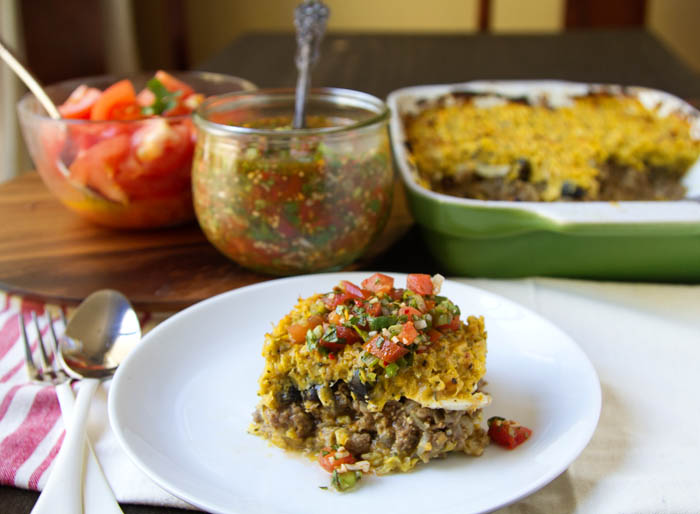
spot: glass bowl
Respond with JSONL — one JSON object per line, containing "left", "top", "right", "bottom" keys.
{"left": 192, "top": 87, "right": 394, "bottom": 275}
{"left": 17, "top": 71, "right": 256, "bottom": 229}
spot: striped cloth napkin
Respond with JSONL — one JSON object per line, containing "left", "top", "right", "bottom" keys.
{"left": 0, "top": 291, "right": 192, "bottom": 508}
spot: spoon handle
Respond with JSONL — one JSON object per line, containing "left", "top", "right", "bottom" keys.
{"left": 292, "top": 0, "right": 329, "bottom": 129}
{"left": 0, "top": 36, "right": 61, "bottom": 119}
{"left": 31, "top": 378, "right": 99, "bottom": 514}
{"left": 55, "top": 382, "right": 124, "bottom": 514}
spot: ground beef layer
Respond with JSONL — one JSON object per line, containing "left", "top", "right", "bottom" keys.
{"left": 251, "top": 381, "right": 488, "bottom": 475}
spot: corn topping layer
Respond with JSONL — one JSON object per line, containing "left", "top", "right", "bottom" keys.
{"left": 404, "top": 93, "right": 700, "bottom": 201}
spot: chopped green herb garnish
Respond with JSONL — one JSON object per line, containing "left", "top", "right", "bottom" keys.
{"left": 140, "top": 78, "right": 182, "bottom": 116}
{"left": 369, "top": 315, "right": 397, "bottom": 331}
{"left": 331, "top": 470, "right": 361, "bottom": 492}
{"left": 384, "top": 362, "right": 400, "bottom": 378}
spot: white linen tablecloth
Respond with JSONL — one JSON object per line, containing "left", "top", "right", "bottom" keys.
{"left": 2, "top": 277, "right": 699, "bottom": 512}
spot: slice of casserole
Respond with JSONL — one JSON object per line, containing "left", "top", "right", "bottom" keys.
{"left": 251, "top": 273, "right": 490, "bottom": 484}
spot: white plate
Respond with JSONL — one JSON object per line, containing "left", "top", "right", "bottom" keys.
{"left": 108, "top": 273, "right": 601, "bottom": 514}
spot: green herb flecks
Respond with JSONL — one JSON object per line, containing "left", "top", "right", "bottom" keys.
{"left": 141, "top": 78, "right": 182, "bottom": 116}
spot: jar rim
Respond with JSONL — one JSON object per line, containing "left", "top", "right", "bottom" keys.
{"left": 193, "top": 87, "right": 390, "bottom": 137}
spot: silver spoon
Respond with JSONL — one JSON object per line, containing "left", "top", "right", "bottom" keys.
{"left": 0, "top": 37, "right": 118, "bottom": 203}
{"left": 32, "top": 290, "right": 140, "bottom": 514}
{"left": 292, "top": 0, "right": 329, "bottom": 129}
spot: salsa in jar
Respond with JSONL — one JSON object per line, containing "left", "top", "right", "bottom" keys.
{"left": 192, "top": 89, "right": 394, "bottom": 275}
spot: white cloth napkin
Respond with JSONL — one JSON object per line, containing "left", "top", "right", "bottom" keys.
{"left": 463, "top": 278, "right": 700, "bottom": 513}
{"left": 2, "top": 278, "right": 699, "bottom": 512}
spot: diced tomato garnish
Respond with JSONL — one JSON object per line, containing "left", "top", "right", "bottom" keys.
{"left": 323, "top": 292, "right": 351, "bottom": 310}
{"left": 58, "top": 85, "right": 102, "bottom": 119}
{"left": 406, "top": 274, "right": 433, "bottom": 295}
{"left": 319, "top": 339, "right": 346, "bottom": 352}
{"left": 428, "top": 329, "right": 443, "bottom": 343}
{"left": 487, "top": 417, "right": 532, "bottom": 450}
{"left": 318, "top": 447, "right": 356, "bottom": 473}
{"left": 398, "top": 321, "right": 419, "bottom": 345}
{"left": 437, "top": 315, "right": 461, "bottom": 332}
{"left": 327, "top": 311, "right": 343, "bottom": 325}
{"left": 287, "top": 314, "right": 323, "bottom": 344}
{"left": 361, "top": 273, "right": 394, "bottom": 294}
{"left": 335, "top": 326, "right": 361, "bottom": 345}
{"left": 364, "top": 334, "right": 408, "bottom": 364}
{"left": 362, "top": 300, "right": 382, "bottom": 317}
{"left": 341, "top": 280, "right": 367, "bottom": 300}
{"left": 399, "top": 306, "right": 423, "bottom": 319}
{"left": 389, "top": 288, "right": 404, "bottom": 301}
{"left": 90, "top": 79, "right": 139, "bottom": 121}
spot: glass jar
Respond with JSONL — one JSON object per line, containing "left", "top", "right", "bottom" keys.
{"left": 192, "top": 88, "right": 394, "bottom": 275}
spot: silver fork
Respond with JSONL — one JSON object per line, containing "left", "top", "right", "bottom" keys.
{"left": 21, "top": 310, "right": 123, "bottom": 514}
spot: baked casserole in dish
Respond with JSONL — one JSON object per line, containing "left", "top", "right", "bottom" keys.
{"left": 388, "top": 81, "right": 700, "bottom": 280}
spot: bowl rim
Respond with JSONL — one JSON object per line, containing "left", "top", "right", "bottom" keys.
{"left": 387, "top": 79, "right": 700, "bottom": 226}
{"left": 16, "top": 70, "right": 257, "bottom": 125}
{"left": 193, "top": 87, "right": 390, "bottom": 137}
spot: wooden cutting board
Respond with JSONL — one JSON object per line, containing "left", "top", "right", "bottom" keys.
{"left": 0, "top": 173, "right": 413, "bottom": 311}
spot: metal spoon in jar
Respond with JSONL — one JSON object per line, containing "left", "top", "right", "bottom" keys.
{"left": 0, "top": 36, "right": 117, "bottom": 203}
{"left": 292, "top": 0, "right": 330, "bottom": 129}
{"left": 32, "top": 290, "right": 141, "bottom": 514}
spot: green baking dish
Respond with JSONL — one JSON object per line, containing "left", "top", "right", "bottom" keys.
{"left": 387, "top": 80, "right": 700, "bottom": 281}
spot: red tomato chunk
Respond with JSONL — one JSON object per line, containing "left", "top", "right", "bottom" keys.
{"left": 318, "top": 447, "right": 356, "bottom": 473}
{"left": 487, "top": 417, "right": 532, "bottom": 449}
{"left": 406, "top": 273, "right": 434, "bottom": 295}
{"left": 363, "top": 334, "right": 408, "bottom": 364}
{"left": 361, "top": 273, "right": 394, "bottom": 294}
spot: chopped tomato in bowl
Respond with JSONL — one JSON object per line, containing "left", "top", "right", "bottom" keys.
{"left": 17, "top": 71, "right": 255, "bottom": 229}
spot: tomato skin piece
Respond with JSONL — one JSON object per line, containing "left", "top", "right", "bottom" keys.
{"left": 487, "top": 417, "right": 533, "bottom": 449}
{"left": 407, "top": 274, "right": 434, "bottom": 295}
{"left": 90, "top": 79, "right": 139, "bottom": 121}
{"left": 58, "top": 85, "right": 101, "bottom": 119}
{"left": 341, "top": 280, "right": 367, "bottom": 300}
{"left": 361, "top": 273, "right": 394, "bottom": 294}
{"left": 364, "top": 334, "right": 408, "bottom": 364}
{"left": 318, "top": 447, "right": 355, "bottom": 472}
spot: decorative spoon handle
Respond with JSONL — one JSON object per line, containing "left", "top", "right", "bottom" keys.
{"left": 292, "top": 0, "right": 330, "bottom": 129}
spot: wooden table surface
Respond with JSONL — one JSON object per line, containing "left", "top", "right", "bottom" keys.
{"left": 0, "top": 174, "right": 414, "bottom": 311}
{"left": 2, "top": 29, "right": 700, "bottom": 513}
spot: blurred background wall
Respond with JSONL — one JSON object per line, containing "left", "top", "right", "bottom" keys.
{"left": 2, "top": 0, "right": 700, "bottom": 181}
